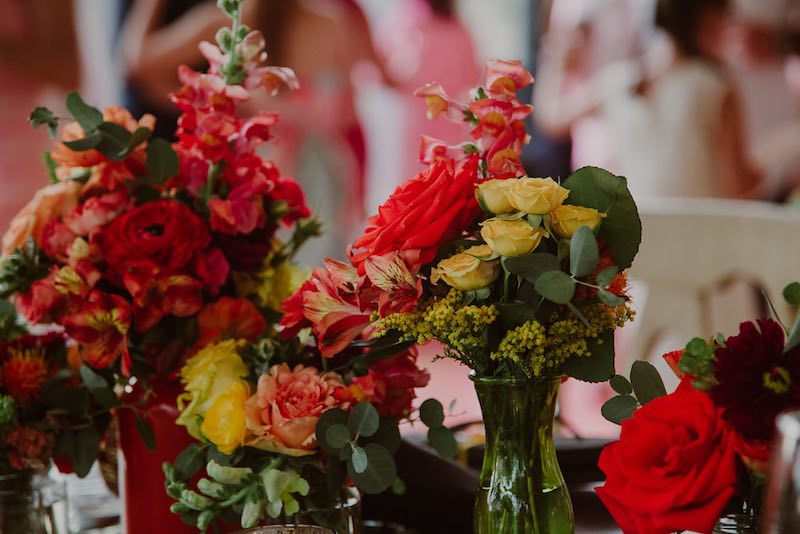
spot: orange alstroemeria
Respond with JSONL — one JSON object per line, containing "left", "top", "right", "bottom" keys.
{"left": 196, "top": 297, "right": 266, "bottom": 349}
{"left": 63, "top": 291, "right": 131, "bottom": 369}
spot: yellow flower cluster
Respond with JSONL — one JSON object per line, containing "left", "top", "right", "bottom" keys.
{"left": 377, "top": 290, "right": 498, "bottom": 355}
{"left": 234, "top": 261, "right": 306, "bottom": 311}
{"left": 491, "top": 303, "right": 635, "bottom": 377}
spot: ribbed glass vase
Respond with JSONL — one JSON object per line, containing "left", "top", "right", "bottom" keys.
{"left": 472, "top": 376, "right": 574, "bottom": 534}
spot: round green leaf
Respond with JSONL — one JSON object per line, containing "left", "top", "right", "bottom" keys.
{"left": 598, "top": 288, "right": 626, "bottom": 307}
{"left": 316, "top": 408, "right": 348, "bottom": 450}
{"left": 501, "top": 253, "right": 560, "bottom": 284}
{"left": 785, "top": 282, "right": 800, "bottom": 306}
{"left": 569, "top": 225, "right": 599, "bottom": 277}
{"left": 563, "top": 330, "right": 615, "bottom": 382}
{"left": 609, "top": 374, "right": 633, "bottom": 395}
{"left": 66, "top": 91, "right": 103, "bottom": 133}
{"left": 351, "top": 446, "right": 368, "bottom": 474}
{"left": 364, "top": 417, "right": 402, "bottom": 454}
{"left": 419, "top": 399, "right": 445, "bottom": 428}
{"left": 630, "top": 361, "right": 668, "bottom": 405}
{"left": 348, "top": 403, "right": 380, "bottom": 438}
{"left": 427, "top": 426, "right": 458, "bottom": 459}
{"left": 597, "top": 266, "right": 620, "bottom": 287}
{"left": 347, "top": 443, "right": 397, "bottom": 494}
{"left": 601, "top": 395, "right": 639, "bottom": 425}
{"left": 325, "top": 424, "right": 351, "bottom": 450}
{"left": 534, "top": 270, "right": 576, "bottom": 304}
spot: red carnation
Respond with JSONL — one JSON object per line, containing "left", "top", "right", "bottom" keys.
{"left": 709, "top": 318, "right": 800, "bottom": 442}
{"left": 99, "top": 199, "right": 211, "bottom": 274}
{"left": 349, "top": 157, "right": 481, "bottom": 272}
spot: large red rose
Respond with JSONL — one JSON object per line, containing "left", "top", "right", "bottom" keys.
{"left": 349, "top": 157, "right": 480, "bottom": 272}
{"left": 596, "top": 382, "right": 739, "bottom": 534}
{"left": 100, "top": 200, "right": 211, "bottom": 274}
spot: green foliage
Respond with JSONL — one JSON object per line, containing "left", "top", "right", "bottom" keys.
{"left": 0, "top": 239, "right": 50, "bottom": 298}
{"left": 174, "top": 443, "right": 208, "bottom": 481}
{"left": 419, "top": 398, "right": 445, "bottom": 427}
{"left": 136, "top": 417, "right": 156, "bottom": 451}
{"left": 0, "top": 299, "right": 26, "bottom": 339}
{"left": 562, "top": 167, "right": 642, "bottom": 269}
{"left": 562, "top": 329, "right": 615, "bottom": 383}
{"left": 501, "top": 253, "right": 560, "bottom": 285}
{"left": 54, "top": 426, "right": 100, "bottom": 477}
{"left": 0, "top": 396, "right": 16, "bottom": 427}
{"left": 630, "top": 361, "right": 667, "bottom": 405}
{"left": 601, "top": 394, "right": 639, "bottom": 424}
{"left": 535, "top": 270, "right": 576, "bottom": 304}
{"left": 596, "top": 266, "right": 619, "bottom": 287}
{"left": 427, "top": 426, "right": 458, "bottom": 458}
{"left": 784, "top": 282, "right": 800, "bottom": 306}
{"left": 66, "top": 92, "right": 103, "bottom": 132}
{"left": 609, "top": 374, "right": 632, "bottom": 395}
{"left": 597, "top": 289, "right": 626, "bottom": 307}
{"left": 569, "top": 226, "right": 599, "bottom": 278}
{"left": 348, "top": 403, "right": 379, "bottom": 438}
{"left": 146, "top": 138, "right": 179, "bottom": 180}
{"left": 28, "top": 107, "right": 59, "bottom": 138}
{"left": 679, "top": 337, "right": 717, "bottom": 390}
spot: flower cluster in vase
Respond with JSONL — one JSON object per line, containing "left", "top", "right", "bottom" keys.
{"left": 597, "top": 281, "right": 800, "bottom": 533}
{"left": 0, "top": 301, "right": 113, "bottom": 476}
{"left": 281, "top": 59, "right": 642, "bottom": 384}
{"left": 0, "top": 0, "right": 313, "bottom": 474}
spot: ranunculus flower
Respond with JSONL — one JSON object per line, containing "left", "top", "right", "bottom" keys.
{"left": 245, "top": 363, "right": 347, "bottom": 456}
{"left": 1, "top": 181, "right": 82, "bottom": 256}
{"left": 506, "top": 177, "right": 569, "bottom": 215}
{"left": 100, "top": 199, "right": 211, "bottom": 274}
{"left": 549, "top": 204, "right": 605, "bottom": 238}
{"left": 200, "top": 380, "right": 250, "bottom": 455}
{"left": 431, "top": 245, "right": 500, "bottom": 291}
{"left": 709, "top": 318, "right": 800, "bottom": 442}
{"left": 350, "top": 157, "right": 481, "bottom": 272}
{"left": 177, "top": 339, "right": 249, "bottom": 440}
{"left": 476, "top": 178, "right": 515, "bottom": 214}
{"left": 596, "top": 383, "right": 738, "bottom": 534}
{"left": 480, "top": 219, "right": 546, "bottom": 257}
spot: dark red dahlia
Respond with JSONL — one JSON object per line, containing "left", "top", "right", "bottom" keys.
{"left": 709, "top": 318, "right": 800, "bottom": 441}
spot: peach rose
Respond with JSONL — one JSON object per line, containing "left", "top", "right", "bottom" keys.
{"left": 245, "top": 363, "right": 347, "bottom": 456}
{"left": 2, "top": 181, "right": 82, "bottom": 256}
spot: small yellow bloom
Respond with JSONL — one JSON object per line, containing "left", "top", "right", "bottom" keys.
{"left": 177, "top": 339, "right": 249, "bottom": 439}
{"left": 431, "top": 245, "right": 500, "bottom": 291}
{"left": 549, "top": 205, "right": 605, "bottom": 238}
{"left": 476, "top": 179, "right": 515, "bottom": 214}
{"left": 506, "top": 177, "right": 569, "bottom": 215}
{"left": 481, "top": 219, "right": 547, "bottom": 257}
{"left": 200, "top": 381, "right": 250, "bottom": 455}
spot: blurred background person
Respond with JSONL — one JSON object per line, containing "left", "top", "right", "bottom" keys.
{"left": 535, "top": 0, "right": 761, "bottom": 200}
{"left": 0, "top": 0, "right": 80, "bottom": 232}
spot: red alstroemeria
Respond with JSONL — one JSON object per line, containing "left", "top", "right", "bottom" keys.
{"left": 362, "top": 250, "right": 423, "bottom": 316}
{"left": 16, "top": 271, "right": 68, "bottom": 324}
{"left": 64, "top": 291, "right": 132, "bottom": 369}
{"left": 123, "top": 263, "right": 204, "bottom": 332}
{"left": 484, "top": 59, "right": 534, "bottom": 97}
{"left": 279, "top": 278, "right": 316, "bottom": 338}
{"left": 196, "top": 297, "right": 266, "bottom": 349}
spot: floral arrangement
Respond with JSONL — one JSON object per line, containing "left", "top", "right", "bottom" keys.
{"left": 0, "top": 300, "right": 114, "bottom": 477}
{"left": 595, "top": 282, "right": 800, "bottom": 533}
{"left": 279, "top": 60, "right": 642, "bottom": 384}
{"left": 0, "top": 0, "right": 316, "bottom": 455}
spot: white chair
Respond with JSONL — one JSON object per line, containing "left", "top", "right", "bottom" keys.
{"left": 625, "top": 197, "right": 800, "bottom": 370}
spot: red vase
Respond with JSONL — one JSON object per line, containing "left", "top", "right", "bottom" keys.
{"left": 117, "top": 378, "right": 196, "bottom": 534}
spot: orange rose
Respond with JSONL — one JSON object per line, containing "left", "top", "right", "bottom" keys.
{"left": 2, "top": 181, "right": 82, "bottom": 256}
{"left": 245, "top": 363, "right": 347, "bottom": 456}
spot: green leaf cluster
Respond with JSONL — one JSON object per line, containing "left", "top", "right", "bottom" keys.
{"left": 601, "top": 361, "right": 667, "bottom": 425}
{"left": 0, "top": 239, "right": 50, "bottom": 299}
{"left": 679, "top": 337, "right": 717, "bottom": 390}
{"left": 419, "top": 399, "right": 457, "bottom": 459}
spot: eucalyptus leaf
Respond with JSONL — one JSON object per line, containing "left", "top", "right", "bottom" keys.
{"left": 63, "top": 131, "right": 103, "bottom": 151}
{"left": 630, "top": 361, "right": 668, "bottom": 405}
{"left": 316, "top": 408, "right": 348, "bottom": 451}
{"left": 147, "top": 138, "right": 179, "bottom": 180}
{"left": 351, "top": 446, "right": 368, "bottom": 474}
{"left": 534, "top": 270, "right": 576, "bottom": 304}
{"left": 326, "top": 424, "right": 352, "bottom": 450}
{"left": 348, "top": 403, "right": 379, "bottom": 438}
{"left": 597, "top": 266, "right": 620, "bottom": 287}
{"left": 66, "top": 92, "right": 103, "bottom": 133}
{"left": 563, "top": 330, "right": 615, "bottom": 382}
{"left": 95, "top": 122, "right": 133, "bottom": 161}
{"left": 347, "top": 443, "right": 397, "bottom": 494}
{"left": 73, "top": 426, "right": 100, "bottom": 478}
{"left": 364, "top": 417, "right": 402, "bottom": 454}
{"left": 419, "top": 399, "right": 445, "bottom": 428}
{"left": 601, "top": 395, "right": 639, "bottom": 425}
{"left": 784, "top": 282, "right": 800, "bottom": 306}
{"left": 501, "top": 253, "right": 560, "bottom": 284}
{"left": 610, "top": 374, "right": 633, "bottom": 395}
{"left": 569, "top": 225, "right": 599, "bottom": 277}
{"left": 598, "top": 288, "right": 626, "bottom": 307}
{"left": 427, "top": 426, "right": 458, "bottom": 459}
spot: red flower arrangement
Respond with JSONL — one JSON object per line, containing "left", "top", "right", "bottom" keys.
{"left": 597, "top": 283, "right": 800, "bottom": 533}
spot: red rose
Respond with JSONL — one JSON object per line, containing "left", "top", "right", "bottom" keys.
{"left": 596, "top": 382, "right": 739, "bottom": 534}
{"left": 100, "top": 200, "right": 210, "bottom": 274}
{"left": 349, "top": 157, "right": 480, "bottom": 272}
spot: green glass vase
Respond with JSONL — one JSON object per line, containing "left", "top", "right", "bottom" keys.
{"left": 472, "top": 376, "right": 574, "bottom": 534}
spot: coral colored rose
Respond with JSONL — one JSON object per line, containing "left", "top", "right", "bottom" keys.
{"left": 549, "top": 205, "right": 605, "bottom": 238}
{"left": 505, "top": 177, "right": 568, "bottom": 215}
{"left": 1, "top": 181, "right": 82, "bottom": 256}
{"left": 480, "top": 219, "right": 547, "bottom": 257}
{"left": 475, "top": 178, "right": 515, "bottom": 214}
{"left": 245, "top": 364, "right": 347, "bottom": 456}
{"left": 596, "top": 383, "right": 738, "bottom": 534}
{"left": 100, "top": 200, "right": 211, "bottom": 274}
{"left": 431, "top": 245, "right": 500, "bottom": 291}
{"left": 350, "top": 157, "right": 481, "bottom": 272}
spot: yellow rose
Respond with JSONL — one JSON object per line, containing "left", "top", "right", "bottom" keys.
{"left": 506, "top": 177, "right": 570, "bottom": 215}
{"left": 431, "top": 245, "right": 500, "bottom": 291}
{"left": 476, "top": 179, "right": 515, "bottom": 214}
{"left": 550, "top": 205, "right": 605, "bottom": 238}
{"left": 177, "top": 339, "right": 249, "bottom": 439}
{"left": 481, "top": 219, "right": 547, "bottom": 257}
{"left": 200, "top": 381, "right": 250, "bottom": 455}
